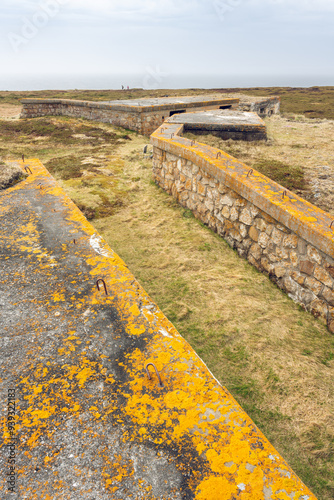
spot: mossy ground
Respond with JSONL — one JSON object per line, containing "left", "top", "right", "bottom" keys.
{"left": 0, "top": 90, "right": 333, "bottom": 498}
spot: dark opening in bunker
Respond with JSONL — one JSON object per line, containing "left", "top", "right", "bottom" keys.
{"left": 219, "top": 105, "right": 232, "bottom": 110}
{"left": 169, "top": 110, "right": 186, "bottom": 117}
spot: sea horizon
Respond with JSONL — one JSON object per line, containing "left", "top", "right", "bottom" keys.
{"left": 0, "top": 73, "right": 333, "bottom": 92}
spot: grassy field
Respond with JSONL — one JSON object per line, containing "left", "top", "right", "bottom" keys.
{"left": 1, "top": 85, "right": 334, "bottom": 119}
{"left": 0, "top": 90, "right": 334, "bottom": 498}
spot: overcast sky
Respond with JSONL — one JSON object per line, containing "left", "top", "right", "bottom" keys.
{"left": 0, "top": 0, "right": 333, "bottom": 89}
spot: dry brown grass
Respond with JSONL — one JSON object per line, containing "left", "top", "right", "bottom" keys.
{"left": 0, "top": 104, "right": 22, "bottom": 119}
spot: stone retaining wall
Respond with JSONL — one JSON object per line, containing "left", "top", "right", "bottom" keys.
{"left": 238, "top": 96, "right": 281, "bottom": 116}
{"left": 151, "top": 125, "right": 334, "bottom": 333}
{"left": 21, "top": 99, "right": 143, "bottom": 132}
{"left": 20, "top": 97, "right": 239, "bottom": 135}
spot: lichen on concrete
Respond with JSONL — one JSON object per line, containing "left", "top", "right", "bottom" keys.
{"left": 0, "top": 159, "right": 316, "bottom": 499}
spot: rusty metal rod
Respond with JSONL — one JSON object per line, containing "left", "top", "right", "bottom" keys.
{"left": 24, "top": 166, "right": 32, "bottom": 175}
{"left": 145, "top": 363, "right": 164, "bottom": 388}
{"left": 96, "top": 279, "right": 108, "bottom": 296}
{"left": 247, "top": 169, "right": 253, "bottom": 178}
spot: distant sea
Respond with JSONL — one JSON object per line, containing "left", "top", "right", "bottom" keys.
{"left": 0, "top": 74, "right": 333, "bottom": 91}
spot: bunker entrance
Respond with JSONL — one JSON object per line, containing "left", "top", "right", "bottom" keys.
{"left": 169, "top": 109, "right": 186, "bottom": 117}
{"left": 219, "top": 105, "right": 232, "bottom": 109}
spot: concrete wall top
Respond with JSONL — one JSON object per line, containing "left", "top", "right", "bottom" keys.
{"left": 21, "top": 96, "right": 239, "bottom": 114}
{"left": 151, "top": 122, "right": 334, "bottom": 259}
{"left": 166, "top": 110, "right": 266, "bottom": 133}
{"left": 0, "top": 159, "right": 316, "bottom": 499}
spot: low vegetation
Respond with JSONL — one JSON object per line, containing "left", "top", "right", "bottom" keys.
{"left": 1, "top": 85, "right": 334, "bottom": 119}
{"left": 0, "top": 89, "right": 333, "bottom": 498}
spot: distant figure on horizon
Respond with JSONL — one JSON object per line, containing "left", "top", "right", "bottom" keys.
{"left": 121, "top": 85, "right": 124, "bottom": 90}
{"left": 127, "top": 86, "right": 129, "bottom": 90}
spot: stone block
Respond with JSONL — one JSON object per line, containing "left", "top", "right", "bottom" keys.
{"left": 304, "top": 277, "right": 323, "bottom": 296}
{"left": 185, "top": 179, "right": 192, "bottom": 191}
{"left": 234, "top": 198, "right": 247, "bottom": 208}
{"left": 325, "top": 264, "right": 334, "bottom": 279}
{"left": 230, "top": 207, "right": 239, "bottom": 222}
{"left": 204, "top": 198, "right": 214, "bottom": 212}
{"left": 197, "top": 182, "right": 206, "bottom": 196}
{"left": 265, "top": 225, "right": 273, "bottom": 236}
{"left": 321, "top": 287, "right": 334, "bottom": 307}
{"left": 283, "top": 276, "right": 299, "bottom": 295}
{"left": 250, "top": 243, "right": 261, "bottom": 260}
{"left": 268, "top": 253, "right": 279, "bottom": 263}
{"left": 290, "top": 251, "right": 299, "bottom": 267}
{"left": 239, "top": 224, "right": 247, "bottom": 238}
{"left": 261, "top": 258, "right": 273, "bottom": 274}
{"left": 283, "top": 234, "right": 298, "bottom": 249}
{"left": 300, "top": 260, "right": 315, "bottom": 276}
{"left": 314, "top": 265, "right": 333, "bottom": 288}
{"left": 274, "top": 264, "right": 288, "bottom": 278}
{"left": 249, "top": 226, "right": 259, "bottom": 242}
{"left": 297, "top": 239, "right": 307, "bottom": 255}
{"left": 258, "top": 232, "right": 270, "bottom": 249}
{"left": 239, "top": 208, "right": 253, "bottom": 226}
{"left": 221, "top": 206, "right": 230, "bottom": 219}
{"left": 276, "top": 247, "right": 289, "bottom": 260}
{"left": 255, "top": 218, "right": 267, "bottom": 232}
{"left": 307, "top": 245, "right": 322, "bottom": 265}
{"left": 221, "top": 194, "right": 233, "bottom": 207}
{"left": 291, "top": 271, "right": 305, "bottom": 286}
{"left": 310, "top": 299, "right": 328, "bottom": 323}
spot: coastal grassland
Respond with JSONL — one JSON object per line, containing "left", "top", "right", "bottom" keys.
{"left": 218, "top": 86, "right": 334, "bottom": 120}
{"left": 0, "top": 111, "right": 333, "bottom": 498}
{"left": 1, "top": 85, "right": 334, "bottom": 119}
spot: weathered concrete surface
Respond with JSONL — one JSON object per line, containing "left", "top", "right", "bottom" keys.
{"left": 21, "top": 95, "right": 239, "bottom": 113}
{"left": 0, "top": 160, "right": 316, "bottom": 499}
{"left": 167, "top": 110, "right": 267, "bottom": 141}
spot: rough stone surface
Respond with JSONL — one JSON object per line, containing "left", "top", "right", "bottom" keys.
{"left": 152, "top": 142, "right": 334, "bottom": 333}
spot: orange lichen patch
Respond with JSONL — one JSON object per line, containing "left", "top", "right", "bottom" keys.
{"left": 0, "top": 159, "right": 316, "bottom": 499}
